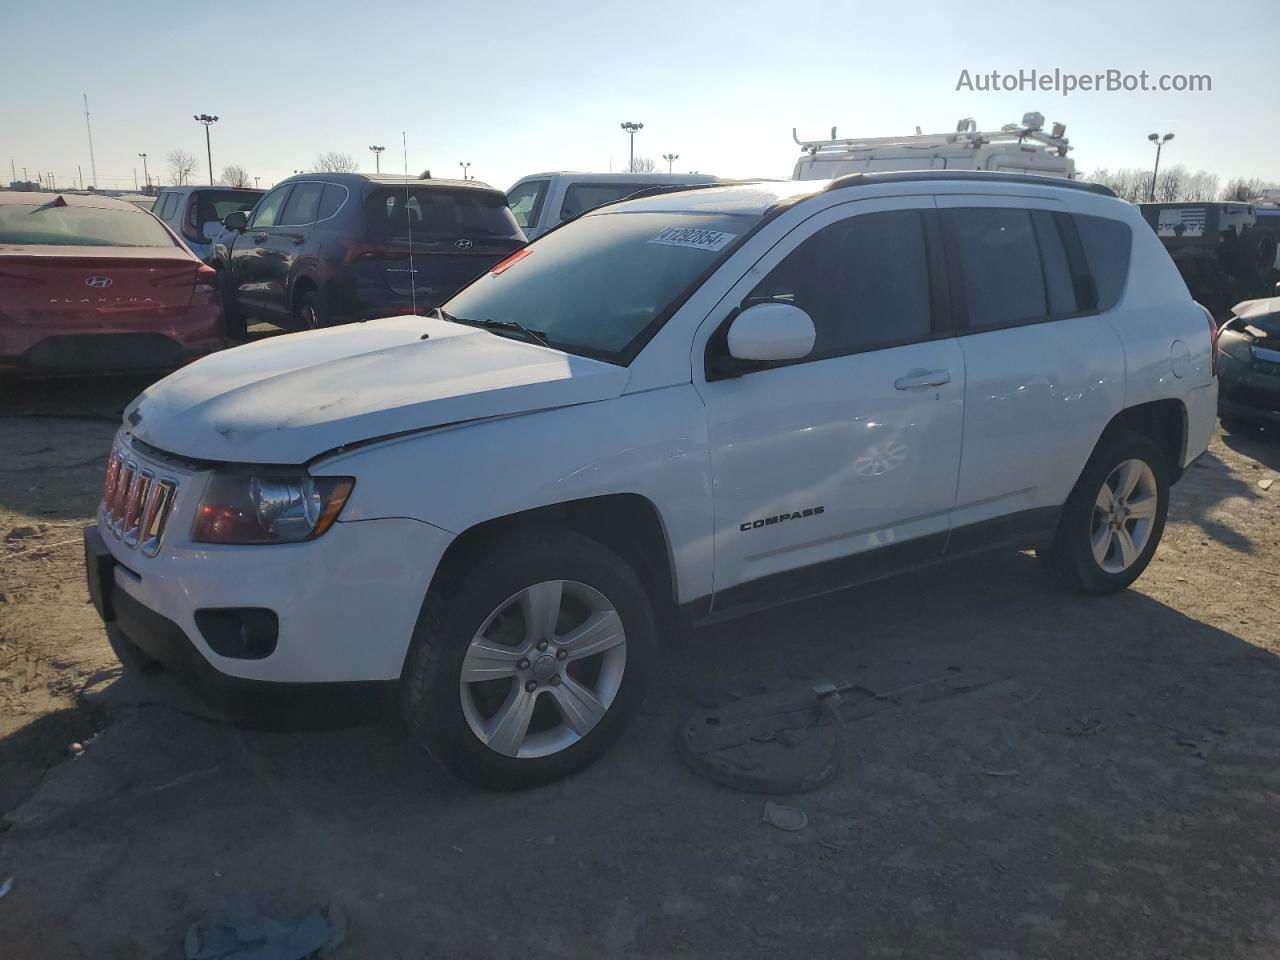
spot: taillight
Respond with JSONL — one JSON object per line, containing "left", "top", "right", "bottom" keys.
{"left": 1197, "top": 302, "right": 1220, "bottom": 377}
{"left": 181, "top": 195, "right": 201, "bottom": 243}
{"left": 194, "top": 265, "right": 217, "bottom": 287}
{"left": 342, "top": 241, "right": 410, "bottom": 264}
{"left": 489, "top": 247, "right": 531, "bottom": 276}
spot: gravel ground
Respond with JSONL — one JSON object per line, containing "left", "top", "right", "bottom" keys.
{"left": 1, "top": 371, "right": 1279, "bottom": 959}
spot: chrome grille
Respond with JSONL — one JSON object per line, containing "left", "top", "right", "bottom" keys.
{"left": 102, "top": 442, "right": 180, "bottom": 556}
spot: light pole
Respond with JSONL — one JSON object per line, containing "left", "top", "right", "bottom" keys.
{"left": 662, "top": 152, "right": 679, "bottom": 173}
{"left": 459, "top": 161, "right": 471, "bottom": 180}
{"left": 1147, "top": 132, "right": 1174, "bottom": 202}
{"left": 138, "top": 152, "right": 149, "bottom": 190}
{"left": 369, "top": 145, "right": 385, "bottom": 173}
{"left": 194, "top": 114, "right": 219, "bottom": 185}
{"left": 254, "top": 176, "right": 260, "bottom": 188}
{"left": 620, "top": 121, "right": 644, "bottom": 173}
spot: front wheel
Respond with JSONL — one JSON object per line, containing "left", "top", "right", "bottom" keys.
{"left": 294, "top": 291, "right": 330, "bottom": 331}
{"left": 1038, "top": 433, "right": 1170, "bottom": 594}
{"left": 401, "top": 527, "right": 656, "bottom": 790}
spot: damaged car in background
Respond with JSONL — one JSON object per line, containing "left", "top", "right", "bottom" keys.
{"left": 1217, "top": 295, "right": 1280, "bottom": 425}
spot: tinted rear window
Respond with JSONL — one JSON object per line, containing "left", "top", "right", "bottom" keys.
{"left": 363, "top": 188, "right": 521, "bottom": 241}
{"left": 559, "top": 183, "right": 650, "bottom": 221}
{"left": 1075, "top": 214, "right": 1132, "bottom": 311}
{"left": 194, "top": 190, "right": 262, "bottom": 224}
{"left": 0, "top": 204, "right": 175, "bottom": 247}
{"left": 945, "top": 207, "right": 1047, "bottom": 331}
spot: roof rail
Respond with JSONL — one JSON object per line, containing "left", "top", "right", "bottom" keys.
{"left": 824, "top": 170, "right": 1117, "bottom": 198}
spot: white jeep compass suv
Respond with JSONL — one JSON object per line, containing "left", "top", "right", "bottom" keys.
{"left": 85, "top": 172, "right": 1219, "bottom": 789}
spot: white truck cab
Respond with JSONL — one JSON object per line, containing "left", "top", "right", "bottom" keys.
{"left": 506, "top": 171, "right": 722, "bottom": 239}
{"left": 793, "top": 112, "right": 1075, "bottom": 181}
{"left": 87, "top": 172, "right": 1217, "bottom": 789}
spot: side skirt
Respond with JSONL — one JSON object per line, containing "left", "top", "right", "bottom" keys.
{"left": 683, "top": 506, "right": 1061, "bottom": 627}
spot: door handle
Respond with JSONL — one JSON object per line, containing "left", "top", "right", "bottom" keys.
{"left": 253, "top": 233, "right": 269, "bottom": 242}
{"left": 291, "top": 235, "right": 305, "bottom": 245}
{"left": 894, "top": 369, "right": 952, "bottom": 390}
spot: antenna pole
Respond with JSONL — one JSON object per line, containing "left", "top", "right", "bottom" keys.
{"left": 403, "top": 131, "right": 417, "bottom": 316}
{"left": 83, "top": 94, "right": 98, "bottom": 188}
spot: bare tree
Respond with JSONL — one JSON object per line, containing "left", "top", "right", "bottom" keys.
{"left": 1221, "top": 177, "right": 1274, "bottom": 202}
{"left": 167, "top": 150, "right": 197, "bottom": 186}
{"left": 1182, "top": 170, "right": 1220, "bottom": 202}
{"left": 625, "top": 156, "right": 657, "bottom": 174}
{"left": 313, "top": 151, "right": 359, "bottom": 173}
{"left": 220, "top": 164, "right": 250, "bottom": 188}
{"left": 1155, "top": 164, "right": 1185, "bottom": 203}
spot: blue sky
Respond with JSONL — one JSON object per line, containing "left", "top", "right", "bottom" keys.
{"left": 3, "top": 0, "right": 1276, "bottom": 192}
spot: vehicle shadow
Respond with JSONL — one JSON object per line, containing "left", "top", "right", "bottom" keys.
{"left": 1169, "top": 448, "right": 1262, "bottom": 552}
{"left": 3, "top": 552, "right": 1278, "bottom": 958}
{"left": 1220, "top": 417, "right": 1280, "bottom": 471}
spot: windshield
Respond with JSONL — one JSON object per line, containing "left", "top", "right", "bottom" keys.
{"left": 364, "top": 187, "right": 522, "bottom": 241}
{"left": 0, "top": 203, "right": 176, "bottom": 247}
{"left": 442, "top": 210, "right": 757, "bottom": 363}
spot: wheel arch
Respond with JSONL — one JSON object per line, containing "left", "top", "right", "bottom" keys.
{"left": 288, "top": 273, "right": 319, "bottom": 314}
{"left": 426, "top": 494, "right": 678, "bottom": 622}
{"left": 1093, "top": 398, "right": 1188, "bottom": 482}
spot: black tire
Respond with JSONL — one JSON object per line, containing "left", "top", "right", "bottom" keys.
{"left": 217, "top": 267, "right": 247, "bottom": 340}
{"left": 294, "top": 290, "right": 329, "bottom": 330}
{"left": 1037, "top": 432, "right": 1170, "bottom": 594}
{"left": 401, "top": 526, "right": 656, "bottom": 790}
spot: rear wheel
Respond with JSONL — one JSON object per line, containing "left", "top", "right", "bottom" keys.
{"left": 1038, "top": 433, "right": 1170, "bottom": 594}
{"left": 294, "top": 290, "right": 329, "bottom": 330}
{"left": 402, "top": 527, "right": 656, "bottom": 790}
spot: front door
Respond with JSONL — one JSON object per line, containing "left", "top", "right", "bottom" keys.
{"left": 695, "top": 197, "right": 965, "bottom": 607}
{"left": 229, "top": 184, "right": 292, "bottom": 315}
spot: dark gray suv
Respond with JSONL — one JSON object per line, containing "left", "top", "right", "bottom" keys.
{"left": 209, "top": 173, "right": 526, "bottom": 337}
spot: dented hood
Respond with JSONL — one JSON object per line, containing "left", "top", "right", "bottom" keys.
{"left": 125, "top": 315, "right": 629, "bottom": 463}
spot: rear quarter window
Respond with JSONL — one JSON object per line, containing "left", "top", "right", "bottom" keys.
{"left": 1075, "top": 215, "right": 1132, "bottom": 312}
{"left": 158, "top": 193, "right": 180, "bottom": 221}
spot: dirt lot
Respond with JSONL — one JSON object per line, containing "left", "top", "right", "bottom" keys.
{"left": 2, "top": 374, "right": 1279, "bottom": 959}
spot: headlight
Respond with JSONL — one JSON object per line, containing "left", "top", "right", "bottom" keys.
{"left": 1218, "top": 334, "right": 1254, "bottom": 365}
{"left": 192, "top": 472, "right": 355, "bottom": 545}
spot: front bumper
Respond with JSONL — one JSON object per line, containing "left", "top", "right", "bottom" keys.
{"left": 1218, "top": 352, "right": 1280, "bottom": 422}
{"left": 86, "top": 508, "right": 454, "bottom": 686}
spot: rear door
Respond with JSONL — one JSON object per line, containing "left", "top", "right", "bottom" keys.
{"left": 228, "top": 185, "right": 292, "bottom": 315}
{"left": 936, "top": 195, "right": 1125, "bottom": 548}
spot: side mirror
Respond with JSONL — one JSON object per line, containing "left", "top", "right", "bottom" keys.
{"left": 727, "top": 302, "right": 816, "bottom": 362}
{"left": 223, "top": 210, "right": 248, "bottom": 232}
{"left": 201, "top": 220, "right": 222, "bottom": 240}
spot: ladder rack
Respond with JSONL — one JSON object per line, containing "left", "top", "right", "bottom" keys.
{"left": 793, "top": 114, "right": 1071, "bottom": 158}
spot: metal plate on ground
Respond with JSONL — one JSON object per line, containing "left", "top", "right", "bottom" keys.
{"left": 677, "top": 665, "right": 1006, "bottom": 794}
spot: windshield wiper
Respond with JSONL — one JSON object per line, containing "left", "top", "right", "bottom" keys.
{"left": 434, "top": 309, "right": 550, "bottom": 348}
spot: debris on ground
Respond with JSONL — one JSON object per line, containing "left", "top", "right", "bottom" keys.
{"left": 1260, "top": 477, "right": 1275, "bottom": 492}
{"left": 183, "top": 899, "right": 337, "bottom": 960}
{"left": 5, "top": 525, "right": 38, "bottom": 541}
{"left": 762, "top": 801, "right": 808, "bottom": 832}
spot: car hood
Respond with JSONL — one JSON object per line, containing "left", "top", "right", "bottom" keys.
{"left": 125, "top": 315, "right": 630, "bottom": 464}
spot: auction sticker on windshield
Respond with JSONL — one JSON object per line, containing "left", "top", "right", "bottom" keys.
{"left": 648, "top": 227, "right": 737, "bottom": 251}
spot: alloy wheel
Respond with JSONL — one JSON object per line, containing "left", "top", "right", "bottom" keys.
{"left": 458, "top": 580, "right": 627, "bottom": 759}
{"left": 1090, "top": 458, "right": 1159, "bottom": 574}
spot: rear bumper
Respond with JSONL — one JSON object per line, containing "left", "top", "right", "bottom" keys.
{"left": 1, "top": 332, "right": 222, "bottom": 374}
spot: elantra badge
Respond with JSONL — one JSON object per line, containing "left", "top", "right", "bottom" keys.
{"left": 85, "top": 276, "right": 113, "bottom": 288}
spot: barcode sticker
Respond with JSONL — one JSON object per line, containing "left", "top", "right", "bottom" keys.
{"left": 648, "top": 227, "right": 737, "bottom": 252}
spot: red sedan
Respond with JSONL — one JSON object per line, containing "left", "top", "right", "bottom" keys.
{"left": 0, "top": 192, "right": 226, "bottom": 374}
